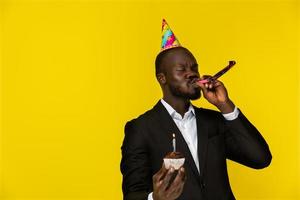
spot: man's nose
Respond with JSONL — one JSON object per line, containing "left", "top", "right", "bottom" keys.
{"left": 186, "top": 70, "right": 199, "bottom": 80}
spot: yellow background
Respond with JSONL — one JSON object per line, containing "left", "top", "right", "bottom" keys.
{"left": 1, "top": 0, "right": 299, "bottom": 199}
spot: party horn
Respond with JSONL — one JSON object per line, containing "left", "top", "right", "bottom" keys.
{"left": 198, "top": 60, "right": 236, "bottom": 84}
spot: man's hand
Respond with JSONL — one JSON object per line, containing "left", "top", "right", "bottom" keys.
{"left": 198, "top": 75, "right": 235, "bottom": 114}
{"left": 152, "top": 164, "right": 186, "bottom": 200}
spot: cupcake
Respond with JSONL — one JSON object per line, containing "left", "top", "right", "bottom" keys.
{"left": 163, "top": 133, "right": 185, "bottom": 170}
{"left": 163, "top": 151, "right": 185, "bottom": 170}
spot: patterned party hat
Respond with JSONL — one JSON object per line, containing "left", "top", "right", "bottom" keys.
{"left": 161, "top": 19, "right": 181, "bottom": 52}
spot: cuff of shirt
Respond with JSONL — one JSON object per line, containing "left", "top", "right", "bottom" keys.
{"left": 222, "top": 106, "right": 239, "bottom": 121}
{"left": 148, "top": 192, "right": 153, "bottom": 200}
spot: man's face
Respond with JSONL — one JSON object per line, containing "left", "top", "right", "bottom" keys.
{"left": 160, "top": 47, "right": 201, "bottom": 100}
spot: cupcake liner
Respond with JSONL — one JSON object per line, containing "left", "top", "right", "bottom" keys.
{"left": 163, "top": 158, "right": 185, "bottom": 170}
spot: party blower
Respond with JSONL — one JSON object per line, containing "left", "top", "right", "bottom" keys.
{"left": 198, "top": 60, "right": 236, "bottom": 84}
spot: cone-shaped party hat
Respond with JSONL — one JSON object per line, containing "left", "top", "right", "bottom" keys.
{"left": 161, "top": 19, "right": 181, "bottom": 52}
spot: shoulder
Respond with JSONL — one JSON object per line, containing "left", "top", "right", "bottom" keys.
{"left": 125, "top": 104, "right": 158, "bottom": 130}
{"left": 123, "top": 104, "right": 159, "bottom": 147}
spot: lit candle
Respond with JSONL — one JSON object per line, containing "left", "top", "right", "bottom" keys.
{"left": 172, "top": 133, "right": 176, "bottom": 152}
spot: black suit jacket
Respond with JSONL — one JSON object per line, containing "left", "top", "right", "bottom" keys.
{"left": 120, "top": 101, "right": 272, "bottom": 200}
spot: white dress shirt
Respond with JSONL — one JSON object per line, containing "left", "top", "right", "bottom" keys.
{"left": 148, "top": 99, "right": 240, "bottom": 200}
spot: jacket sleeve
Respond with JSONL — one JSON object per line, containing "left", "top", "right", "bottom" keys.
{"left": 120, "top": 120, "right": 152, "bottom": 200}
{"left": 224, "top": 110, "right": 272, "bottom": 169}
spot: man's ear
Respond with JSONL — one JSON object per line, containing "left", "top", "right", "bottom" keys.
{"left": 156, "top": 73, "right": 166, "bottom": 85}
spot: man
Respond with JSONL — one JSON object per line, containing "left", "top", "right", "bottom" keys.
{"left": 120, "top": 19, "right": 272, "bottom": 200}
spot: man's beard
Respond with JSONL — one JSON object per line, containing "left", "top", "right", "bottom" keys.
{"left": 169, "top": 85, "right": 201, "bottom": 100}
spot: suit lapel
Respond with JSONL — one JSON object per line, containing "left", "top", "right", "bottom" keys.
{"left": 194, "top": 107, "right": 209, "bottom": 178}
{"left": 152, "top": 101, "right": 201, "bottom": 181}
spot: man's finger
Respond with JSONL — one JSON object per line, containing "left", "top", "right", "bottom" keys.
{"left": 174, "top": 181, "right": 185, "bottom": 197}
{"left": 165, "top": 167, "right": 186, "bottom": 195}
{"left": 202, "top": 75, "right": 212, "bottom": 80}
{"left": 153, "top": 163, "right": 167, "bottom": 182}
{"left": 160, "top": 167, "right": 175, "bottom": 191}
{"left": 168, "top": 180, "right": 185, "bottom": 198}
{"left": 169, "top": 167, "right": 186, "bottom": 190}
{"left": 212, "top": 80, "right": 223, "bottom": 87}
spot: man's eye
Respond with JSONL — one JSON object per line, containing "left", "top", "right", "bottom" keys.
{"left": 176, "top": 68, "right": 185, "bottom": 71}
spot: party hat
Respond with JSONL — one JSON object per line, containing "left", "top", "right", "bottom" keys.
{"left": 161, "top": 19, "right": 181, "bottom": 52}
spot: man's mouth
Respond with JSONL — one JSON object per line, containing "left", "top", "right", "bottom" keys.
{"left": 188, "top": 78, "right": 200, "bottom": 88}
{"left": 188, "top": 78, "right": 200, "bottom": 87}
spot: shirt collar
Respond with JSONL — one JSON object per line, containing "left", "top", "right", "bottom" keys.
{"left": 160, "top": 99, "right": 195, "bottom": 119}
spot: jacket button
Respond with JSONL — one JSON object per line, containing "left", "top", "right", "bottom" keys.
{"left": 201, "top": 182, "right": 206, "bottom": 189}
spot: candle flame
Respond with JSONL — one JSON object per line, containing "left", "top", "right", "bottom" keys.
{"left": 172, "top": 133, "right": 175, "bottom": 138}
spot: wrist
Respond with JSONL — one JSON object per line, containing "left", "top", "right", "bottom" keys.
{"left": 216, "top": 99, "right": 235, "bottom": 114}
{"left": 152, "top": 193, "right": 160, "bottom": 200}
